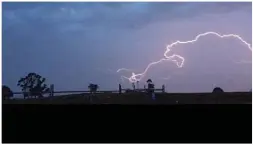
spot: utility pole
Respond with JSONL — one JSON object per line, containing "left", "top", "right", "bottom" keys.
{"left": 162, "top": 84, "right": 165, "bottom": 93}
{"left": 132, "top": 83, "right": 135, "bottom": 90}
{"left": 50, "top": 84, "right": 54, "bottom": 97}
{"left": 119, "top": 84, "right": 122, "bottom": 94}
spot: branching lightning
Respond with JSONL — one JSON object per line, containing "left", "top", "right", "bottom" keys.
{"left": 117, "top": 31, "right": 252, "bottom": 83}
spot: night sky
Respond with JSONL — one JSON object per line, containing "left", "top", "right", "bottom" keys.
{"left": 2, "top": 2, "right": 252, "bottom": 92}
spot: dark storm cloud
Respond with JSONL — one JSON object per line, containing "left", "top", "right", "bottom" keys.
{"left": 3, "top": 2, "right": 251, "bottom": 31}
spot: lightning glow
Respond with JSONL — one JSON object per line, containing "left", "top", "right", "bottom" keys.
{"left": 117, "top": 31, "right": 252, "bottom": 83}
{"left": 117, "top": 68, "right": 134, "bottom": 73}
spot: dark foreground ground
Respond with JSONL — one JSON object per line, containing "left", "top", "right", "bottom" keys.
{"left": 3, "top": 92, "right": 252, "bottom": 104}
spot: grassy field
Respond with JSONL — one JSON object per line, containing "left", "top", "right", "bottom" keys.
{"left": 2, "top": 92, "right": 252, "bottom": 104}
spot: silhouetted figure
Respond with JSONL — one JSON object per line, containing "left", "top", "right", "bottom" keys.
{"left": 212, "top": 87, "right": 224, "bottom": 94}
{"left": 17, "top": 73, "right": 49, "bottom": 99}
{"left": 2, "top": 85, "right": 13, "bottom": 100}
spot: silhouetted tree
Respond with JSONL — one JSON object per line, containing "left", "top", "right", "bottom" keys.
{"left": 146, "top": 79, "right": 156, "bottom": 100}
{"left": 147, "top": 79, "right": 152, "bottom": 83}
{"left": 146, "top": 79, "right": 154, "bottom": 93}
{"left": 17, "top": 73, "right": 49, "bottom": 99}
{"left": 212, "top": 87, "right": 224, "bottom": 94}
{"left": 88, "top": 83, "right": 99, "bottom": 94}
{"left": 2, "top": 85, "right": 13, "bottom": 100}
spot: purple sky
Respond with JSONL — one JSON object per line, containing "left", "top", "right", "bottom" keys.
{"left": 2, "top": 2, "right": 252, "bottom": 92}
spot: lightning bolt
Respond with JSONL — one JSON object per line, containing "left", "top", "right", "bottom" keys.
{"left": 117, "top": 68, "right": 134, "bottom": 73}
{"left": 117, "top": 31, "right": 252, "bottom": 83}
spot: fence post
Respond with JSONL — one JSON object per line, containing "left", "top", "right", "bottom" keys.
{"left": 50, "top": 84, "right": 54, "bottom": 97}
{"left": 119, "top": 84, "right": 122, "bottom": 94}
{"left": 162, "top": 85, "right": 165, "bottom": 93}
{"left": 132, "top": 83, "right": 135, "bottom": 90}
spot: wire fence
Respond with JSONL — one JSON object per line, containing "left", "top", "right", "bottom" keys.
{"left": 5, "top": 83, "right": 165, "bottom": 100}
{"left": 10, "top": 88, "right": 165, "bottom": 99}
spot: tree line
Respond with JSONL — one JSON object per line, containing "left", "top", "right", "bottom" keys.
{"left": 2, "top": 72, "right": 99, "bottom": 100}
{"left": 3, "top": 72, "right": 229, "bottom": 100}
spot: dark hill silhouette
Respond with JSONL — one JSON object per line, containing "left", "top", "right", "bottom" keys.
{"left": 212, "top": 87, "right": 224, "bottom": 93}
{"left": 3, "top": 91, "right": 251, "bottom": 104}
